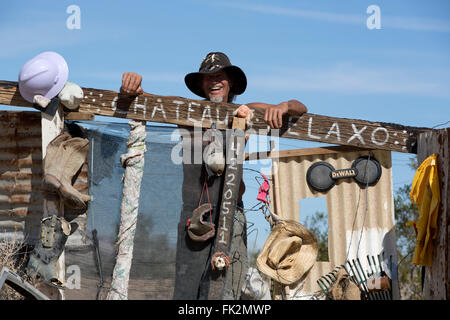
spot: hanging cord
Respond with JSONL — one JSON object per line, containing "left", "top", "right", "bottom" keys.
{"left": 197, "top": 125, "right": 215, "bottom": 223}
{"left": 88, "top": 135, "right": 105, "bottom": 300}
{"left": 89, "top": 136, "right": 95, "bottom": 229}
{"left": 198, "top": 176, "right": 212, "bottom": 224}
{"left": 92, "top": 229, "right": 104, "bottom": 300}
{"left": 355, "top": 153, "right": 372, "bottom": 258}
{"left": 346, "top": 153, "right": 372, "bottom": 261}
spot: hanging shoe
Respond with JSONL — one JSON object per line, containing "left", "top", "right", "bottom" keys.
{"left": 43, "top": 134, "right": 91, "bottom": 209}
{"left": 187, "top": 203, "right": 215, "bottom": 242}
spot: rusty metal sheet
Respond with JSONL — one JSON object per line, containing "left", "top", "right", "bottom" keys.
{"left": 0, "top": 111, "right": 90, "bottom": 246}
{"left": 0, "top": 111, "right": 43, "bottom": 243}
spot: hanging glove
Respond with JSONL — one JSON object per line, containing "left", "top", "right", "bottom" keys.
{"left": 58, "top": 81, "right": 84, "bottom": 110}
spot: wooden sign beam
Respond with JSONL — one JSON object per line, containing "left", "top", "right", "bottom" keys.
{"left": 0, "top": 80, "right": 433, "bottom": 154}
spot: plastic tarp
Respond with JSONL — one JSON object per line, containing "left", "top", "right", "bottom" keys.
{"left": 64, "top": 121, "right": 182, "bottom": 300}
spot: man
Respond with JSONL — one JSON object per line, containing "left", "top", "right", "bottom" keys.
{"left": 120, "top": 52, "right": 308, "bottom": 299}
{"left": 120, "top": 53, "right": 307, "bottom": 128}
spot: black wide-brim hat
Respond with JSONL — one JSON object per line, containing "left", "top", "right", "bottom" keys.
{"left": 185, "top": 52, "right": 247, "bottom": 99}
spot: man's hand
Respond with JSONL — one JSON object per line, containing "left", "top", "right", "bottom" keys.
{"left": 264, "top": 102, "right": 288, "bottom": 129}
{"left": 120, "top": 72, "right": 144, "bottom": 95}
{"left": 247, "top": 100, "right": 307, "bottom": 129}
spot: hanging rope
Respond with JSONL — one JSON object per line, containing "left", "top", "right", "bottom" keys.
{"left": 106, "top": 120, "right": 147, "bottom": 300}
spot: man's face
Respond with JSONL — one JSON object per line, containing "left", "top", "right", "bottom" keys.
{"left": 201, "top": 70, "right": 232, "bottom": 103}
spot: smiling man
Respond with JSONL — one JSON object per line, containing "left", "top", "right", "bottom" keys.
{"left": 201, "top": 70, "right": 230, "bottom": 103}
{"left": 120, "top": 52, "right": 308, "bottom": 299}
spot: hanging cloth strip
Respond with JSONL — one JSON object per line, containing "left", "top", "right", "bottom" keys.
{"left": 409, "top": 153, "right": 440, "bottom": 266}
{"left": 257, "top": 173, "right": 270, "bottom": 203}
{"left": 106, "top": 120, "right": 147, "bottom": 300}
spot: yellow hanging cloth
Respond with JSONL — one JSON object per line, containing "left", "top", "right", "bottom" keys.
{"left": 409, "top": 154, "right": 440, "bottom": 266}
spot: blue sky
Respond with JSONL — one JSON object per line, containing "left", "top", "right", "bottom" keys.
{"left": 1, "top": 0, "right": 449, "bottom": 250}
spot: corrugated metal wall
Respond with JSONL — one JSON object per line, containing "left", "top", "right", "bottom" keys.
{"left": 0, "top": 111, "right": 90, "bottom": 246}
{"left": 0, "top": 111, "right": 43, "bottom": 243}
{"left": 269, "top": 146, "right": 400, "bottom": 299}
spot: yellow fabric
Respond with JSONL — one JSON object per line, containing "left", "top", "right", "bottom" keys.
{"left": 409, "top": 154, "right": 440, "bottom": 266}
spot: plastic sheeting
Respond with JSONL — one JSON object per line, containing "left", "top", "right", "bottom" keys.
{"left": 64, "top": 121, "right": 182, "bottom": 300}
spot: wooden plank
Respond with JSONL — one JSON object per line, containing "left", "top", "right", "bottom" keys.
{"left": 245, "top": 145, "right": 373, "bottom": 161}
{"left": 208, "top": 117, "right": 246, "bottom": 300}
{"left": 417, "top": 128, "right": 449, "bottom": 300}
{"left": 41, "top": 105, "right": 65, "bottom": 300}
{"left": 64, "top": 112, "right": 95, "bottom": 121}
{"left": 0, "top": 80, "right": 431, "bottom": 154}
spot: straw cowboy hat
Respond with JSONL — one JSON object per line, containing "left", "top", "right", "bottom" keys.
{"left": 256, "top": 220, "right": 318, "bottom": 285}
{"left": 184, "top": 52, "right": 247, "bottom": 98}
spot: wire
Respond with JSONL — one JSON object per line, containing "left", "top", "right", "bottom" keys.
{"left": 431, "top": 120, "right": 450, "bottom": 129}
{"left": 396, "top": 249, "right": 414, "bottom": 269}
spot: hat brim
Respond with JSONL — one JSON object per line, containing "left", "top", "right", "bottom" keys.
{"left": 256, "top": 220, "right": 318, "bottom": 285}
{"left": 184, "top": 65, "right": 247, "bottom": 99}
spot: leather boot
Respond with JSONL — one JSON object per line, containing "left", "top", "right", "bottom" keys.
{"left": 42, "top": 133, "right": 71, "bottom": 194}
{"left": 43, "top": 134, "right": 91, "bottom": 209}
{"left": 187, "top": 203, "right": 215, "bottom": 242}
{"left": 27, "top": 215, "right": 71, "bottom": 288}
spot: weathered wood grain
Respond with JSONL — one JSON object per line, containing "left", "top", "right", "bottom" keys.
{"left": 417, "top": 128, "right": 449, "bottom": 300}
{"left": 208, "top": 117, "right": 246, "bottom": 300}
{"left": 0, "top": 80, "right": 432, "bottom": 153}
{"left": 41, "top": 104, "right": 66, "bottom": 300}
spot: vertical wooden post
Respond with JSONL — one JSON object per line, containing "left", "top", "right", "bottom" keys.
{"left": 417, "top": 128, "right": 449, "bottom": 300}
{"left": 40, "top": 107, "right": 65, "bottom": 300}
{"left": 208, "top": 117, "right": 246, "bottom": 299}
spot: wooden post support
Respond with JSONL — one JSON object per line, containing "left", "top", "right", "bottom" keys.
{"left": 417, "top": 128, "right": 449, "bottom": 300}
{"left": 208, "top": 117, "right": 246, "bottom": 300}
{"left": 64, "top": 112, "right": 95, "bottom": 121}
{"left": 41, "top": 106, "right": 65, "bottom": 300}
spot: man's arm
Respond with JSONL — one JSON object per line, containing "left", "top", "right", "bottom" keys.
{"left": 247, "top": 100, "right": 308, "bottom": 129}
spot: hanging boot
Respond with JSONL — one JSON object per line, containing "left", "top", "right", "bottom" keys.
{"left": 42, "top": 133, "right": 71, "bottom": 195}
{"left": 186, "top": 203, "right": 216, "bottom": 242}
{"left": 27, "top": 215, "right": 71, "bottom": 288}
{"left": 43, "top": 135, "right": 91, "bottom": 209}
